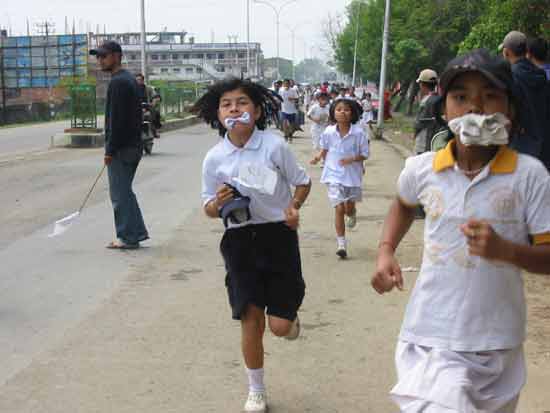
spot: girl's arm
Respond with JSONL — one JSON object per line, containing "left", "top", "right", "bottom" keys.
{"left": 371, "top": 198, "right": 416, "bottom": 294}
{"left": 461, "top": 220, "right": 550, "bottom": 274}
{"left": 310, "top": 149, "right": 328, "bottom": 164}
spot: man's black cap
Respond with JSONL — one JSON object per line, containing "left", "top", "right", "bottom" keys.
{"left": 89, "top": 40, "right": 123, "bottom": 57}
{"left": 439, "top": 49, "right": 513, "bottom": 94}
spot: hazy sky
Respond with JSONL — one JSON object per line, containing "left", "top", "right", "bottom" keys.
{"left": 3, "top": 0, "right": 350, "bottom": 62}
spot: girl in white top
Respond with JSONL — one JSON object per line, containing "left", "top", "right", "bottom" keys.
{"left": 371, "top": 49, "right": 550, "bottom": 412}
{"left": 307, "top": 92, "right": 331, "bottom": 152}
{"left": 193, "top": 78, "right": 312, "bottom": 413}
{"left": 311, "top": 98, "right": 369, "bottom": 259}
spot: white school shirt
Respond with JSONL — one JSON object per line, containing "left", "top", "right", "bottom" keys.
{"left": 201, "top": 128, "right": 311, "bottom": 229}
{"left": 319, "top": 124, "right": 369, "bottom": 187}
{"left": 307, "top": 103, "right": 330, "bottom": 137}
{"left": 397, "top": 140, "right": 550, "bottom": 351}
{"left": 280, "top": 87, "right": 298, "bottom": 114}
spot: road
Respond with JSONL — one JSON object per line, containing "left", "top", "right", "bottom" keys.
{"left": 0, "top": 118, "right": 104, "bottom": 159}
{"left": 0, "top": 122, "right": 548, "bottom": 412}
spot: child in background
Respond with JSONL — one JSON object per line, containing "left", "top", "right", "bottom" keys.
{"left": 307, "top": 92, "right": 331, "bottom": 161}
{"left": 371, "top": 49, "right": 550, "bottom": 411}
{"left": 311, "top": 98, "right": 369, "bottom": 258}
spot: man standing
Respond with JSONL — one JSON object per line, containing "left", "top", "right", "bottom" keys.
{"left": 90, "top": 41, "right": 149, "bottom": 249}
{"left": 413, "top": 69, "right": 442, "bottom": 155}
{"left": 501, "top": 31, "right": 550, "bottom": 168}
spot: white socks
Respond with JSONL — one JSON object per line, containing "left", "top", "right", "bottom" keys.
{"left": 246, "top": 367, "right": 265, "bottom": 393}
{"left": 337, "top": 236, "right": 346, "bottom": 247}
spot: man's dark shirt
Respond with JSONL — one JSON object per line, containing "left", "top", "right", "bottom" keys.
{"left": 104, "top": 69, "right": 142, "bottom": 156}
{"left": 509, "top": 58, "right": 550, "bottom": 167}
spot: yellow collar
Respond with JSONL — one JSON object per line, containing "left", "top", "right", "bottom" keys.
{"left": 433, "top": 139, "right": 518, "bottom": 174}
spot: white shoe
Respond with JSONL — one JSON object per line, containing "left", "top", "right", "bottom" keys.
{"left": 244, "top": 391, "right": 267, "bottom": 412}
{"left": 285, "top": 316, "right": 300, "bottom": 340}
{"left": 336, "top": 240, "right": 347, "bottom": 259}
{"left": 346, "top": 213, "right": 357, "bottom": 229}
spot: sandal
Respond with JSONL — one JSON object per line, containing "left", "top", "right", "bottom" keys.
{"left": 106, "top": 241, "right": 139, "bottom": 250}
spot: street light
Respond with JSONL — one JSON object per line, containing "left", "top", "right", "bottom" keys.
{"left": 283, "top": 21, "right": 311, "bottom": 81}
{"left": 376, "top": 0, "right": 391, "bottom": 136}
{"left": 351, "top": 0, "right": 366, "bottom": 86}
{"left": 139, "top": 0, "right": 147, "bottom": 81}
{"left": 253, "top": 0, "right": 297, "bottom": 79}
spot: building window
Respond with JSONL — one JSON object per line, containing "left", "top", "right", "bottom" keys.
{"left": 130, "top": 54, "right": 137, "bottom": 60}
{"left": 196, "top": 67, "right": 203, "bottom": 73}
{"left": 161, "top": 54, "right": 168, "bottom": 60}
{"left": 161, "top": 68, "right": 169, "bottom": 73}
{"left": 185, "top": 67, "right": 194, "bottom": 73}
{"left": 238, "top": 52, "right": 245, "bottom": 59}
{"left": 206, "top": 53, "right": 215, "bottom": 59}
{"left": 216, "top": 65, "right": 225, "bottom": 72}
{"left": 173, "top": 68, "right": 181, "bottom": 73}
{"left": 151, "top": 54, "right": 159, "bottom": 60}
{"left": 172, "top": 54, "right": 179, "bottom": 60}
{"left": 218, "top": 53, "right": 225, "bottom": 59}
{"left": 193, "top": 53, "right": 203, "bottom": 59}
{"left": 183, "top": 54, "right": 189, "bottom": 59}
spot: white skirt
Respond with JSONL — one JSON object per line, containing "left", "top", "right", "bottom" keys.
{"left": 390, "top": 341, "right": 525, "bottom": 413}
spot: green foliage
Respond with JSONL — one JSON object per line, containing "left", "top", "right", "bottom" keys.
{"left": 57, "top": 75, "right": 97, "bottom": 89}
{"left": 294, "top": 58, "right": 331, "bottom": 83}
{"left": 331, "top": 0, "right": 549, "bottom": 86}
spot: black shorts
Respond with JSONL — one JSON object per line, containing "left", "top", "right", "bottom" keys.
{"left": 220, "top": 222, "right": 305, "bottom": 321}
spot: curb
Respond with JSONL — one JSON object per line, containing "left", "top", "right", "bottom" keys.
{"left": 50, "top": 115, "right": 201, "bottom": 149}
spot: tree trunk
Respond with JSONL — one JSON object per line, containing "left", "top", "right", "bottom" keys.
{"left": 406, "top": 82, "right": 418, "bottom": 116}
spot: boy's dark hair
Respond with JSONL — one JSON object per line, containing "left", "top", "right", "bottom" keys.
{"left": 191, "top": 77, "right": 280, "bottom": 136}
{"left": 527, "top": 37, "right": 549, "bottom": 62}
{"left": 135, "top": 73, "right": 144, "bottom": 79}
{"left": 317, "top": 92, "right": 329, "bottom": 100}
{"left": 329, "top": 98, "right": 362, "bottom": 124}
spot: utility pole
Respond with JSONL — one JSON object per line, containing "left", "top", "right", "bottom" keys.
{"left": 140, "top": 0, "right": 147, "bottom": 81}
{"left": 376, "top": 0, "right": 391, "bottom": 136}
{"left": 351, "top": 1, "right": 362, "bottom": 86}
{"left": 246, "top": 0, "right": 250, "bottom": 77}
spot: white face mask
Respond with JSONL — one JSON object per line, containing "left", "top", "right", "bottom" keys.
{"left": 224, "top": 112, "right": 251, "bottom": 130}
{"left": 448, "top": 113, "right": 510, "bottom": 146}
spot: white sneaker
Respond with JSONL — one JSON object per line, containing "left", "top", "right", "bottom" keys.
{"left": 346, "top": 213, "right": 357, "bottom": 229}
{"left": 285, "top": 316, "right": 300, "bottom": 340}
{"left": 336, "top": 240, "right": 347, "bottom": 259}
{"left": 244, "top": 391, "right": 267, "bottom": 412}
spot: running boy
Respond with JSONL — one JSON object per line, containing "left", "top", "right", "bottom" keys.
{"left": 371, "top": 49, "right": 550, "bottom": 411}
{"left": 307, "top": 92, "right": 331, "bottom": 156}
{"left": 193, "top": 78, "right": 311, "bottom": 413}
{"left": 311, "top": 98, "right": 368, "bottom": 259}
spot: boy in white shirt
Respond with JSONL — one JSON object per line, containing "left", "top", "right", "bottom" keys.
{"left": 307, "top": 92, "right": 331, "bottom": 155}
{"left": 193, "top": 77, "right": 312, "bottom": 413}
{"left": 311, "top": 98, "right": 369, "bottom": 258}
{"left": 371, "top": 49, "right": 550, "bottom": 412}
{"left": 279, "top": 79, "right": 299, "bottom": 142}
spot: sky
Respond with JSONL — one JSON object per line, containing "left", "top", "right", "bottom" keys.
{"left": 3, "top": 0, "right": 351, "bottom": 63}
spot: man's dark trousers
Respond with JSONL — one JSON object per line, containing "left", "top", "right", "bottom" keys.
{"left": 108, "top": 146, "right": 149, "bottom": 245}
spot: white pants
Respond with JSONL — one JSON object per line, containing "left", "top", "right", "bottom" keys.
{"left": 391, "top": 341, "right": 525, "bottom": 413}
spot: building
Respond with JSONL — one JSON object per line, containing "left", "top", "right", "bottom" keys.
{"left": 89, "top": 31, "right": 263, "bottom": 83}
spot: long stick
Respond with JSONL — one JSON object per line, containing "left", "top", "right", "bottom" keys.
{"left": 79, "top": 164, "right": 106, "bottom": 213}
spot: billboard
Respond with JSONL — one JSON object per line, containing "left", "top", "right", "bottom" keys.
{"left": 1, "top": 34, "right": 88, "bottom": 89}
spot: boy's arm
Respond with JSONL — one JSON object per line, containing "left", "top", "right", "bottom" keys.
{"left": 372, "top": 198, "right": 416, "bottom": 294}
{"left": 461, "top": 221, "right": 550, "bottom": 274}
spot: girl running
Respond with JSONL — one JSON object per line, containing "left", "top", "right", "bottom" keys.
{"left": 193, "top": 78, "right": 312, "bottom": 412}
{"left": 311, "top": 98, "right": 369, "bottom": 258}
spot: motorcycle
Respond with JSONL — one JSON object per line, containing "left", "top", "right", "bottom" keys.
{"left": 141, "top": 102, "right": 154, "bottom": 155}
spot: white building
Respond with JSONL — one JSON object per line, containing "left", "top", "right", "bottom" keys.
{"left": 90, "top": 32, "right": 263, "bottom": 82}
